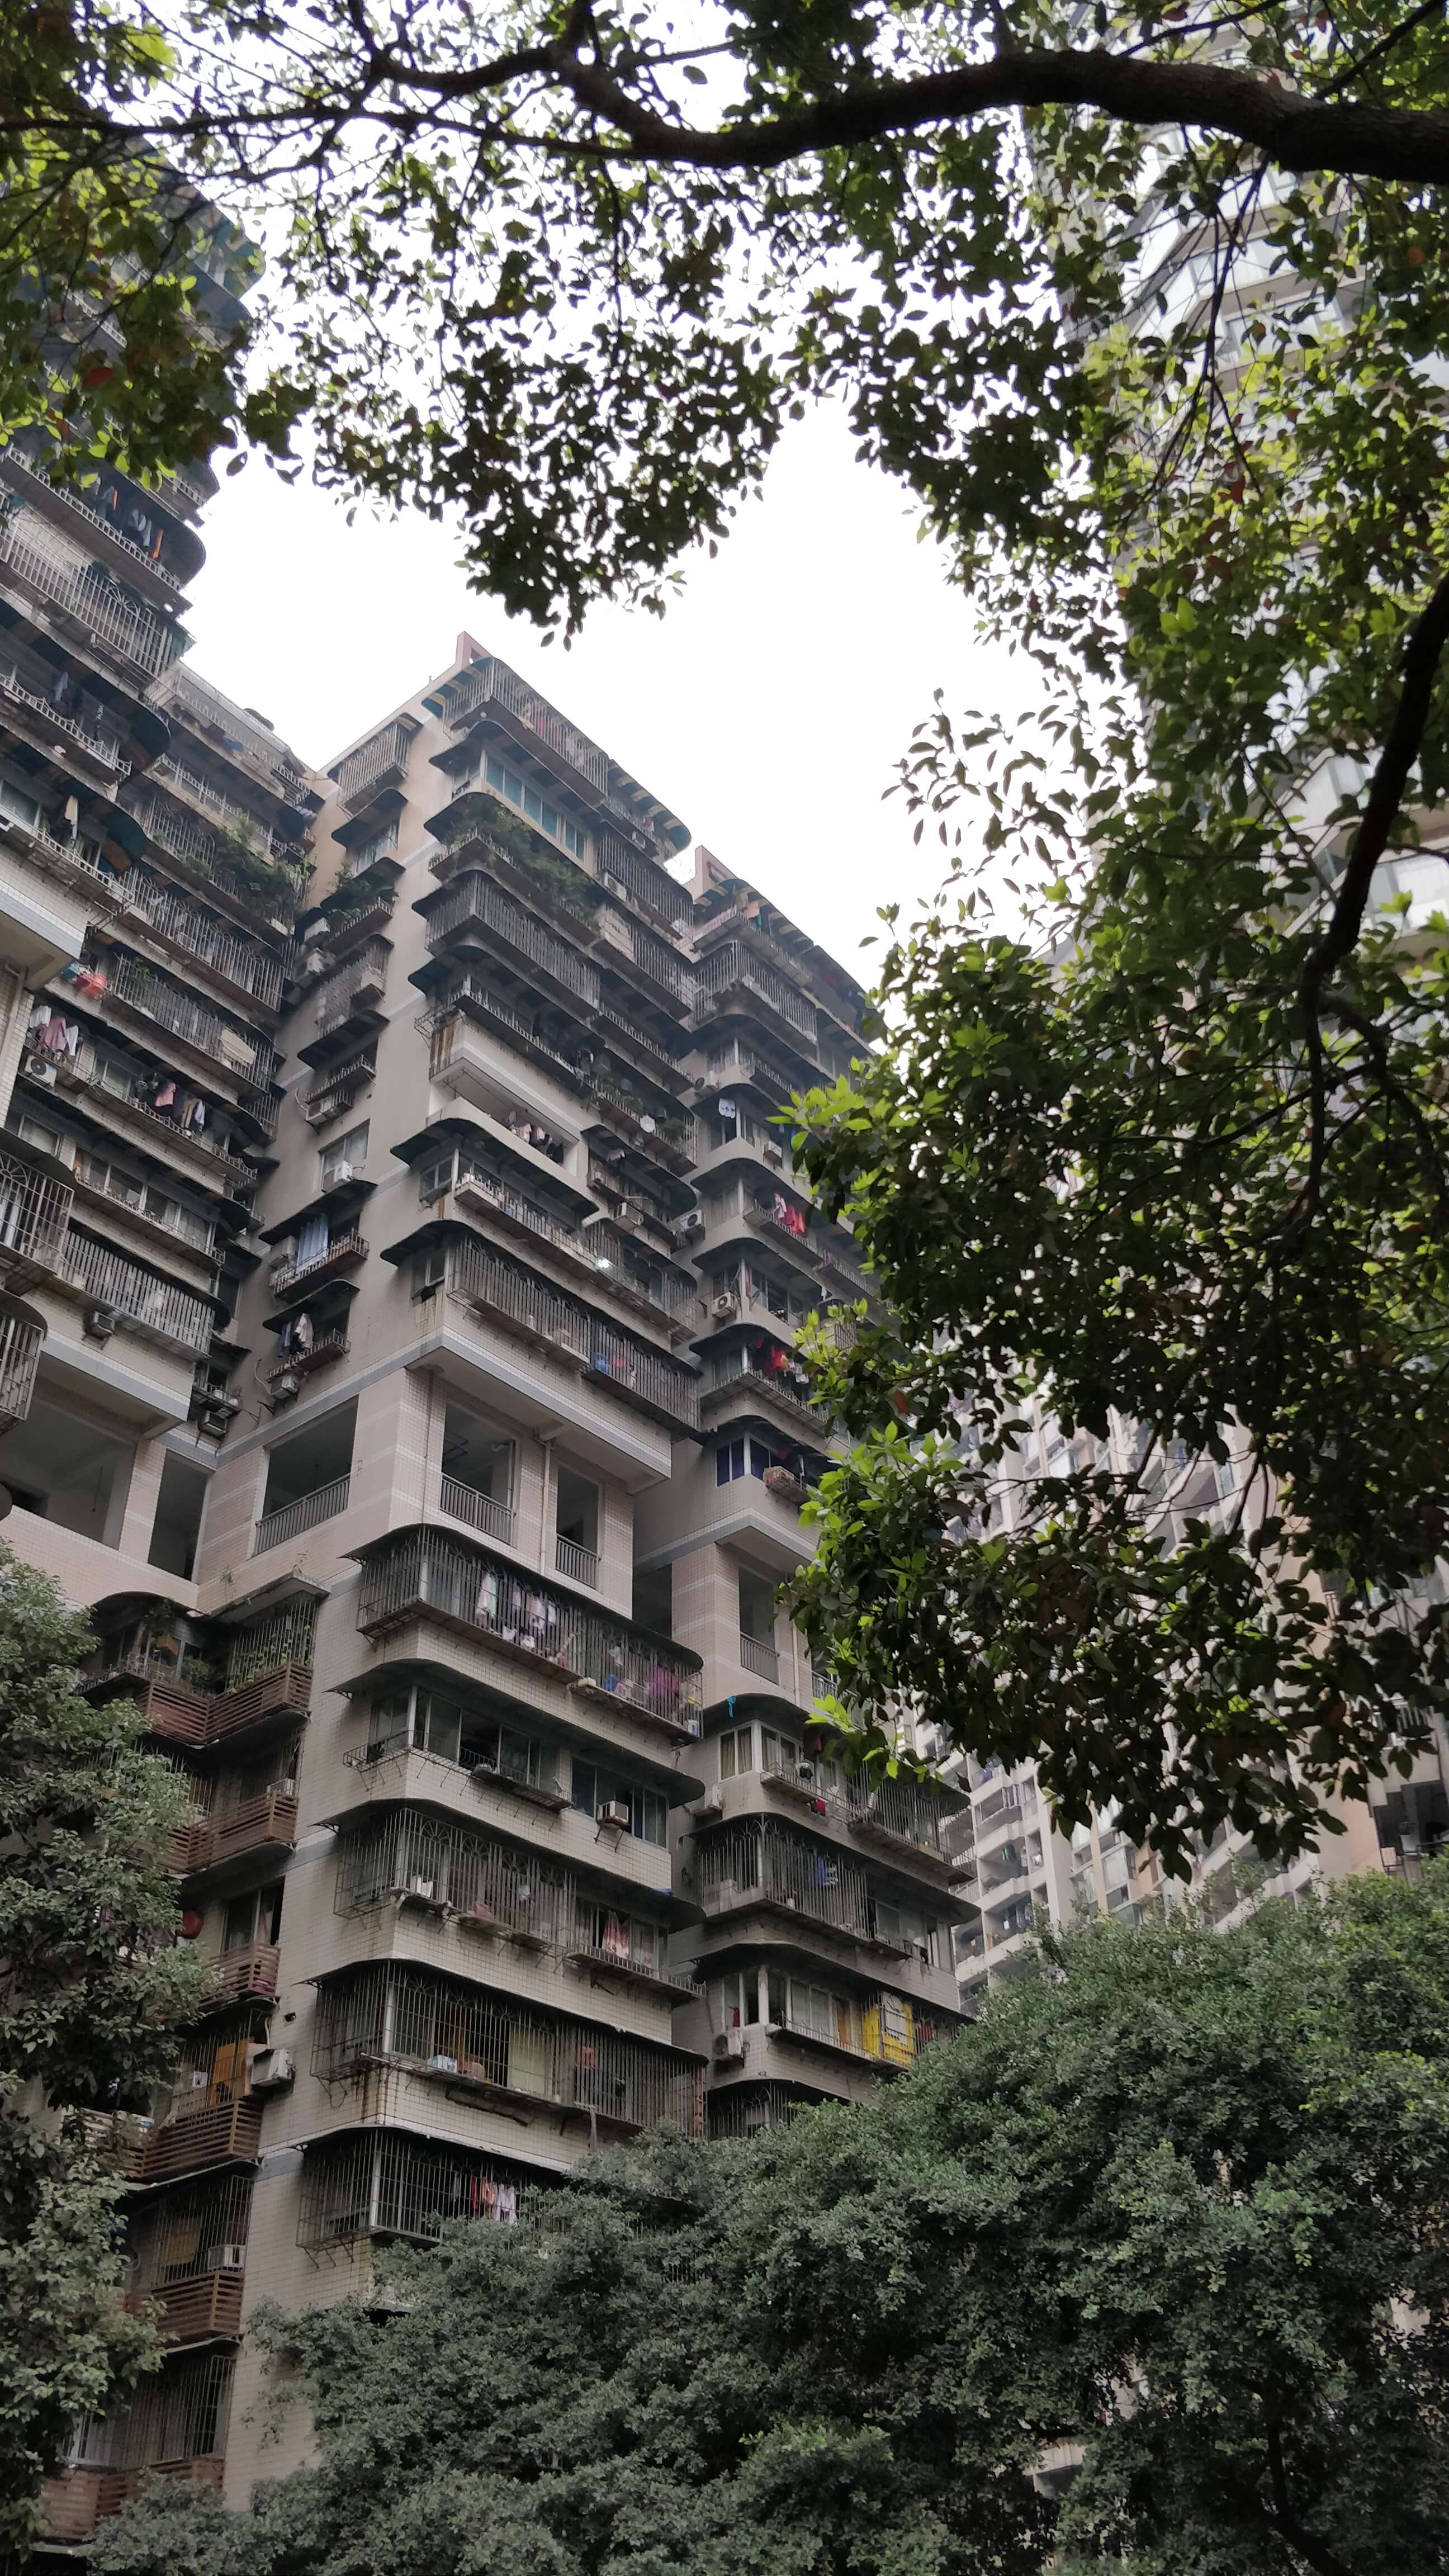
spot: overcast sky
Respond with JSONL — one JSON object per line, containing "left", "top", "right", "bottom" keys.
{"left": 181, "top": 402, "right": 1034, "bottom": 970}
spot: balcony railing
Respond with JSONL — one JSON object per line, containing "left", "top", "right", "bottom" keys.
{"left": 104, "top": 950, "right": 275, "bottom": 1086}
{"left": 253, "top": 1475, "right": 351, "bottom": 1554}
{"left": 449, "top": 657, "right": 608, "bottom": 791}
{"left": 623, "top": 916, "right": 692, "bottom": 1005}
{"left": 314, "top": 1961, "right": 702, "bottom": 2134}
{"left": 439, "top": 1476, "right": 515, "bottom": 1544}
{"left": 314, "top": 940, "right": 389, "bottom": 1036}
{"left": 302, "top": 1051, "right": 376, "bottom": 1123}
{"left": 297, "top": 2130, "right": 536, "bottom": 2253}
{"left": 59, "top": 1230, "right": 213, "bottom": 1353}
{"left": 426, "top": 874, "right": 599, "bottom": 1002}
{"left": 129, "top": 788, "right": 310, "bottom": 926}
{"left": 177, "top": 1788, "right": 299, "bottom": 1875}
{"left": 443, "top": 1236, "right": 700, "bottom": 1429}
{"left": 334, "top": 719, "right": 414, "bottom": 807}
{"left": 1, "top": 442, "right": 186, "bottom": 595}
{"left": 0, "top": 1304, "right": 44, "bottom": 1431}
{"left": 0, "top": 664, "right": 127, "bottom": 772}
{"left": 701, "top": 1349, "right": 832, "bottom": 1434}
{"left": 267, "top": 1228, "right": 367, "bottom": 1296}
{"left": 129, "top": 2100, "right": 263, "bottom": 2184}
{"left": 0, "top": 509, "right": 186, "bottom": 677}
{"left": 739, "top": 1632, "right": 780, "bottom": 1682}
{"left": 356, "top": 1526, "right": 703, "bottom": 1729}
{"left": 206, "top": 1940, "right": 280, "bottom": 2006}
{"left": 555, "top": 1533, "right": 599, "bottom": 1588}
{"left": 694, "top": 942, "right": 816, "bottom": 1041}
{"left": 154, "top": 667, "right": 308, "bottom": 798}
{"left": 126, "top": 875, "right": 286, "bottom": 1008}
{"left": 696, "top": 1820, "right": 883, "bottom": 1945}
{"left": 0, "top": 1152, "right": 73, "bottom": 1278}
{"left": 151, "top": 756, "right": 298, "bottom": 862}
{"left": 596, "top": 831, "right": 691, "bottom": 926}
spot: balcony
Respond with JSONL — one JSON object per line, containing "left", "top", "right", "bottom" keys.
{"left": 0, "top": 1299, "right": 44, "bottom": 1432}
{"left": 693, "top": 942, "right": 817, "bottom": 1046}
{"left": 447, "top": 655, "right": 609, "bottom": 797}
{"left": 59, "top": 1229, "right": 214, "bottom": 1355}
{"left": 354, "top": 1525, "right": 704, "bottom": 1734}
{"left": 334, "top": 717, "right": 418, "bottom": 809}
{"left": 129, "top": 2099, "right": 264, "bottom": 2184}
{"left": 153, "top": 667, "right": 309, "bottom": 801}
{"left": 586, "top": 1077, "right": 699, "bottom": 1171}
{"left": 424, "top": 873, "right": 599, "bottom": 1005}
{"left": 0, "top": 1151, "right": 72, "bottom": 1287}
{"left": 443, "top": 1169, "right": 695, "bottom": 1338}
{"left": 176, "top": 1788, "right": 299, "bottom": 1877}
{"left": 847, "top": 1783, "right": 951, "bottom": 1869}
{"left": 129, "top": 787, "right": 310, "bottom": 930}
{"left": 204, "top": 1940, "right": 280, "bottom": 2007}
{"left": 113, "top": 1656, "right": 312, "bottom": 1753}
{"left": 439, "top": 1474, "right": 515, "bottom": 1545}
{"left": 267, "top": 1228, "right": 368, "bottom": 1298}
{"left": 0, "top": 509, "right": 187, "bottom": 680}
{"left": 253, "top": 1474, "right": 351, "bottom": 1553}
{"left": 138, "top": 2270, "right": 246, "bottom": 2345}
{"left": 739, "top": 1633, "right": 780, "bottom": 1683}
{"left": 0, "top": 661, "right": 129, "bottom": 779}
{"left": 425, "top": 981, "right": 593, "bottom": 1098}
{"left": 302, "top": 1050, "right": 376, "bottom": 1126}
{"left": 555, "top": 1533, "right": 599, "bottom": 1588}
{"left": 310, "top": 940, "right": 389, "bottom": 1043}
{"left": 102, "top": 949, "right": 276, "bottom": 1089}
{"left": 124, "top": 875, "right": 286, "bottom": 1010}
{"left": 700, "top": 1349, "right": 832, "bottom": 1437}
{"left": 264, "top": 1327, "right": 350, "bottom": 1388}
{"left": 565, "top": 1940, "right": 697, "bottom": 2004}
{"left": 595, "top": 830, "right": 692, "bottom": 927}
{"left": 0, "top": 443, "right": 192, "bottom": 602}
{"left": 441, "top": 1235, "right": 700, "bottom": 1431}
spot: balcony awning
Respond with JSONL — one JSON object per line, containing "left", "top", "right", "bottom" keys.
{"left": 390, "top": 1115, "right": 597, "bottom": 1223}
{"left": 203, "top": 1571, "right": 328, "bottom": 1626}
{"left": 258, "top": 1175, "right": 376, "bottom": 1246}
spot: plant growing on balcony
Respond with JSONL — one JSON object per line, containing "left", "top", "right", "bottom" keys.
{"left": 207, "top": 822, "right": 309, "bottom": 922}
{"left": 86, "top": 1869, "right": 1449, "bottom": 2576}
{"left": 0, "top": 1550, "right": 204, "bottom": 2552}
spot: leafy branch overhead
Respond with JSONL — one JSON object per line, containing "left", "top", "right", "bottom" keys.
{"left": 10, "top": 4, "right": 1449, "bottom": 1850}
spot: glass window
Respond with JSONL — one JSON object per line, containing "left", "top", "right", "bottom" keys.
{"left": 718, "top": 1724, "right": 755, "bottom": 1779}
{"left": 570, "top": 1760, "right": 666, "bottom": 1845}
{"left": 321, "top": 1122, "right": 368, "bottom": 1187}
{"left": 717, "top": 1438, "right": 746, "bottom": 1486}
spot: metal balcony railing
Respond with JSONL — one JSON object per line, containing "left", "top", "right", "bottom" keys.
{"left": 60, "top": 1230, "right": 213, "bottom": 1353}
{"left": 126, "top": 876, "right": 286, "bottom": 1008}
{"left": 155, "top": 669, "right": 308, "bottom": 798}
{"left": 0, "top": 1305, "right": 43, "bottom": 1430}
{"left": 356, "top": 1526, "right": 703, "bottom": 1727}
{"left": 439, "top": 1476, "right": 515, "bottom": 1544}
{"left": 267, "top": 1227, "right": 367, "bottom": 1295}
{"left": 151, "top": 757, "right": 298, "bottom": 864}
{"left": 0, "top": 664, "right": 127, "bottom": 771}
{"left": 314, "top": 1961, "right": 702, "bottom": 2134}
{"left": 555, "top": 1533, "right": 599, "bottom": 1588}
{"left": 297, "top": 2131, "right": 536, "bottom": 2252}
{"left": 449, "top": 657, "right": 609, "bottom": 790}
{"left": 105, "top": 951, "right": 274, "bottom": 1085}
{"left": 1, "top": 442, "right": 186, "bottom": 594}
{"left": 426, "top": 874, "right": 598, "bottom": 1002}
{"left": 694, "top": 941, "right": 816, "bottom": 1040}
{"left": 596, "top": 830, "right": 690, "bottom": 924}
{"left": 253, "top": 1475, "right": 351, "bottom": 1554}
{"left": 443, "top": 1236, "right": 700, "bottom": 1428}
{"left": 702, "top": 1349, "right": 831, "bottom": 1433}
{"left": 624, "top": 917, "right": 692, "bottom": 1004}
{"left": 739, "top": 1632, "right": 780, "bottom": 1682}
{"left": 314, "top": 940, "right": 389, "bottom": 1035}
{"left": 335, "top": 1812, "right": 571, "bottom": 1936}
{"left": 0, "top": 1153, "right": 72, "bottom": 1275}
{"left": 129, "top": 789, "right": 310, "bottom": 924}
{"left": 0, "top": 510, "right": 186, "bottom": 676}
{"left": 335, "top": 719, "right": 415, "bottom": 807}
{"left": 695, "top": 1820, "right": 876, "bottom": 1942}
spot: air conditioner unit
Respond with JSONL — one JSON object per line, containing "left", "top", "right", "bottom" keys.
{"left": 83, "top": 1302, "right": 116, "bottom": 1343}
{"left": 678, "top": 1210, "right": 705, "bottom": 1239}
{"left": 304, "top": 1100, "right": 332, "bottom": 1125}
{"left": 205, "top": 2241, "right": 249, "bottom": 2272}
{"left": 713, "top": 1294, "right": 739, "bottom": 1320}
{"left": 198, "top": 1407, "right": 235, "bottom": 1440}
{"left": 248, "top": 2046, "right": 294, "bottom": 2093}
{"left": 326, "top": 1159, "right": 358, "bottom": 1186}
{"left": 713, "top": 2029, "right": 746, "bottom": 2064}
{"left": 271, "top": 1372, "right": 300, "bottom": 1404}
{"left": 595, "top": 1799, "right": 631, "bottom": 1830}
{"left": 763, "top": 1143, "right": 785, "bottom": 1168}
{"left": 695, "top": 1787, "right": 724, "bottom": 1819}
{"left": 27, "top": 1060, "right": 56, "bottom": 1087}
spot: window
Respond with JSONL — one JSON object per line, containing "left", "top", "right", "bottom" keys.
{"left": 347, "top": 818, "right": 399, "bottom": 875}
{"left": 0, "top": 771, "right": 42, "bottom": 832}
{"left": 718, "top": 1724, "right": 755, "bottom": 1779}
{"left": 73, "top": 1147, "right": 214, "bottom": 1250}
{"left": 0, "top": 1394, "right": 134, "bottom": 1545}
{"left": 738, "top": 1566, "right": 776, "bottom": 1644}
{"left": 480, "top": 752, "right": 584, "bottom": 857}
{"left": 716, "top": 1437, "right": 772, "bottom": 1486}
{"left": 418, "top": 1149, "right": 456, "bottom": 1202}
{"left": 13, "top": 1115, "right": 67, "bottom": 1158}
{"left": 711, "top": 1968, "right": 760, "bottom": 2029}
{"left": 320, "top": 1122, "right": 368, "bottom": 1188}
{"left": 413, "top": 1242, "right": 448, "bottom": 1296}
{"left": 148, "top": 1453, "right": 209, "bottom": 1580}
{"left": 441, "top": 1405, "right": 513, "bottom": 1508}
{"left": 570, "top": 1760, "right": 666, "bottom": 1845}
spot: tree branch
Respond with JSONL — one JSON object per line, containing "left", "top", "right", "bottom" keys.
{"left": 1263, "top": 2423, "right": 1354, "bottom": 2576}
{"left": 19, "top": 39, "right": 1449, "bottom": 189}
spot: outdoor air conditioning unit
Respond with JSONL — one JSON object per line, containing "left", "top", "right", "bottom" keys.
{"left": 763, "top": 1143, "right": 785, "bottom": 1168}
{"left": 248, "top": 2046, "right": 294, "bottom": 2093}
{"left": 206, "top": 2241, "right": 249, "bottom": 2272}
{"left": 595, "top": 1799, "right": 631, "bottom": 1831}
{"left": 678, "top": 1210, "right": 705, "bottom": 1239}
{"left": 695, "top": 1787, "right": 724, "bottom": 1819}
{"left": 198, "top": 1405, "right": 236, "bottom": 1440}
{"left": 83, "top": 1303, "right": 116, "bottom": 1343}
{"left": 304, "top": 1100, "right": 332, "bottom": 1125}
{"left": 271, "top": 1373, "right": 301, "bottom": 1405}
{"left": 713, "top": 2029, "right": 746, "bottom": 2065}
{"left": 327, "top": 1159, "right": 358, "bottom": 1186}
{"left": 27, "top": 1060, "right": 56, "bottom": 1087}
{"left": 713, "top": 1294, "right": 739, "bottom": 1320}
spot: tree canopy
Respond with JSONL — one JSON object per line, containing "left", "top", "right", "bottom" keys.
{"left": 89, "top": 1868, "right": 1449, "bottom": 2576}
{"left": 11, "top": 4, "right": 1449, "bottom": 1848}
{"left": 0, "top": 1549, "right": 202, "bottom": 2552}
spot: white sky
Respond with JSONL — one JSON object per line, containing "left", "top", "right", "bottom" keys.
{"left": 181, "top": 401, "right": 1036, "bottom": 969}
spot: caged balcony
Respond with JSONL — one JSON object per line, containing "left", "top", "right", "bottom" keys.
{"left": 354, "top": 1526, "right": 703, "bottom": 1735}
{"left": 438, "top": 1234, "right": 700, "bottom": 1430}
{"left": 0, "top": 1151, "right": 72, "bottom": 1289}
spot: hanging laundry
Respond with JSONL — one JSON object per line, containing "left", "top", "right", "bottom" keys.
{"left": 495, "top": 2182, "right": 518, "bottom": 2224}
{"left": 292, "top": 1310, "right": 314, "bottom": 1353}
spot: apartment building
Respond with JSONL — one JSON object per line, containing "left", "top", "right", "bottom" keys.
{"left": 8, "top": 633, "right": 967, "bottom": 2546}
